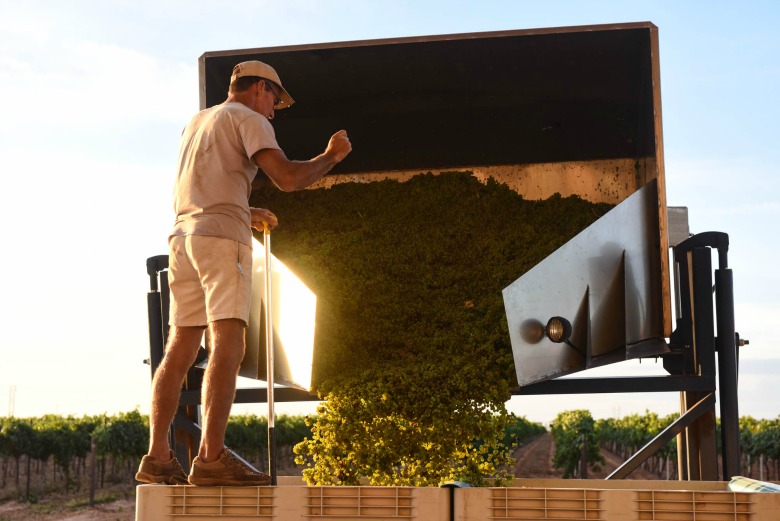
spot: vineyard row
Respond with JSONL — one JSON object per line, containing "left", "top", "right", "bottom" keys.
{"left": 550, "top": 410, "right": 779, "bottom": 481}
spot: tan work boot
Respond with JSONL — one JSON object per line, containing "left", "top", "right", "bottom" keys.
{"left": 135, "top": 450, "right": 188, "bottom": 485}
{"left": 188, "top": 448, "right": 271, "bottom": 486}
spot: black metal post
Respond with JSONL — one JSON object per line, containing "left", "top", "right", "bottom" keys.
{"left": 268, "top": 425, "right": 277, "bottom": 484}
{"left": 146, "top": 291, "right": 165, "bottom": 379}
{"left": 716, "top": 268, "right": 740, "bottom": 478}
{"left": 689, "top": 247, "right": 718, "bottom": 481}
{"left": 146, "top": 256, "right": 169, "bottom": 378}
{"left": 160, "top": 270, "right": 171, "bottom": 351}
{"left": 146, "top": 256, "right": 168, "bottom": 378}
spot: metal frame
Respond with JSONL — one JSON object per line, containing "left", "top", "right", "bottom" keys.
{"left": 607, "top": 393, "right": 715, "bottom": 479}
{"left": 668, "top": 232, "right": 740, "bottom": 480}
{"left": 144, "top": 255, "right": 314, "bottom": 470}
{"left": 148, "top": 227, "right": 740, "bottom": 481}
{"left": 148, "top": 229, "right": 741, "bottom": 479}
{"left": 511, "top": 231, "right": 741, "bottom": 481}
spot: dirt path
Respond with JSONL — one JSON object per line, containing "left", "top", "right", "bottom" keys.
{"left": 513, "top": 432, "right": 560, "bottom": 478}
{"left": 513, "top": 432, "right": 661, "bottom": 480}
{"left": 0, "top": 498, "right": 135, "bottom": 521}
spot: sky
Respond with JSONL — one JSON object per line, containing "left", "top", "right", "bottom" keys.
{"left": 0, "top": 0, "right": 778, "bottom": 426}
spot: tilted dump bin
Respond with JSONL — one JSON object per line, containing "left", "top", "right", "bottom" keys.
{"left": 199, "top": 22, "right": 670, "bottom": 387}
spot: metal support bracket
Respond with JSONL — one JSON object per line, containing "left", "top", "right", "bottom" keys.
{"left": 607, "top": 392, "right": 715, "bottom": 479}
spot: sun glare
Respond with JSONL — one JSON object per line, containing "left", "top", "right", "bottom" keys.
{"left": 244, "top": 236, "right": 316, "bottom": 391}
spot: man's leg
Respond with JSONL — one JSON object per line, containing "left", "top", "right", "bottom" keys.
{"left": 198, "top": 318, "right": 246, "bottom": 462}
{"left": 148, "top": 325, "right": 205, "bottom": 460}
{"left": 186, "top": 318, "right": 270, "bottom": 486}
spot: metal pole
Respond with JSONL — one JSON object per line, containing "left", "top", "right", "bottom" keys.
{"left": 716, "top": 268, "right": 740, "bottom": 478}
{"left": 146, "top": 291, "right": 165, "bottom": 378}
{"left": 690, "top": 247, "right": 718, "bottom": 481}
{"left": 146, "top": 257, "right": 166, "bottom": 379}
{"left": 263, "top": 227, "right": 277, "bottom": 485}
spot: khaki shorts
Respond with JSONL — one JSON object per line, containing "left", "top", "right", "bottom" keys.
{"left": 168, "top": 235, "right": 253, "bottom": 327}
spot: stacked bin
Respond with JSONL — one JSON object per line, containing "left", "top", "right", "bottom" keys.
{"left": 136, "top": 483, "right": 450, "bottom": 520}
{"left": 136, "top": 480, "right": 780, "bottom": 521}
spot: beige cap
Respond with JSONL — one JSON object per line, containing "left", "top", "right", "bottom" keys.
{"left": 230, "top": 60, "right": 294, "bottom": 109}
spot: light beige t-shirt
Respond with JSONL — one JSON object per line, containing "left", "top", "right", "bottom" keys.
{"left": 170, "top": 101, "right": 281, "bottom": 246}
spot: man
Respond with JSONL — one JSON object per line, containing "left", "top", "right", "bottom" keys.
{"left": 135, "top": 60, "right": 352, "bottom": 486}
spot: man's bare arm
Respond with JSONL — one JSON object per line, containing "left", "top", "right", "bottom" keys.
{"left": 253, "top": 130, "right": 352, "bottom": 192}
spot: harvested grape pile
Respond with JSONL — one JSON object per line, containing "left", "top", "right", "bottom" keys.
{"left": 251, "top": 171, "right": 612, "bottom": 389}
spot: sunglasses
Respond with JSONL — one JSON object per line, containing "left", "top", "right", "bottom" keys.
{"left": 266, "top": 82, "right": 282, "bottom": 108}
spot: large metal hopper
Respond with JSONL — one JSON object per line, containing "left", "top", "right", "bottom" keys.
{"left": 185, "top": 22, "right": 744, "bottom": 482}
{"left": 200, "top": 22, "right": 670, "bottom": 388}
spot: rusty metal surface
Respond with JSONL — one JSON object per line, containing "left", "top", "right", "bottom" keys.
{"left": 304, "top": 157, "right": 657, "bottom": 205}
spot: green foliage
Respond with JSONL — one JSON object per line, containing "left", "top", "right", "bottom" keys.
{"left": 2, "top": 413, "right": 139, "bottom": 492}
{"left": 0, "top": 411, "right": 310, "bottom": 470}
{"left": 275, "top": 415, "right": 313, "bottom": 450}
{"left": 225, "top": 414, "right": 268, "bottom": 462}
{"left": 550, "top": 410, "right": 604, "bottom": 478}
{"left": 503, "top": 415, "right": 547, "bottom": 447}
{"left": 739, "top": 415, "right": 780, "bottom": 475}
{"left": 93, "top": 410, "right": 149, "bottom": 465}
{"left": 596, "top": 410, "right": 679, "bottom": 461}
{"left": 30, "top": 415, "right": 98, "bottom": 490}
{"left": 0, "top": 418, "right": 36, "bottom": 459}
{"left": 2, "top": 411, "right": 779, "bottom": 489}
{"left": 254, "top": 171, "right": 612, "bottom": 485}
{"left": 752, "top": 417, "right": 780, "bottom": 461}
{"left": 596, "top": 410, "right": 679, "bottom": 477}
